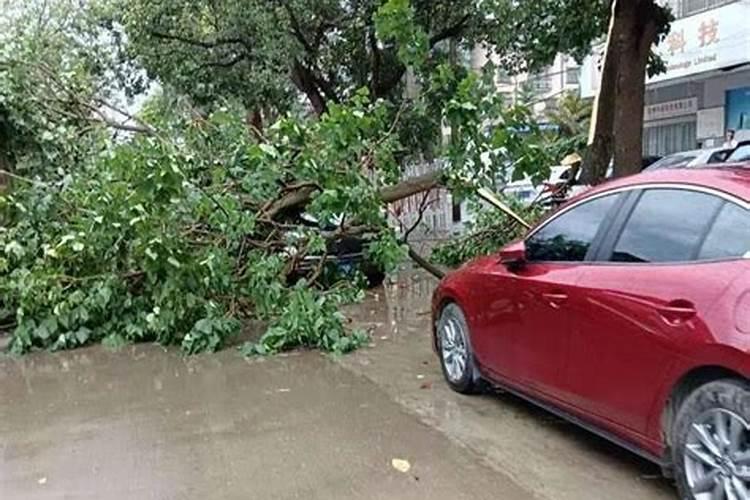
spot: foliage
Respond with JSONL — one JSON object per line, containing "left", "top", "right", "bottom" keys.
{"left": 243, "top": 285, "right": 368, "bottom": 356}
{"left": 114, "top": 0, "right": 610, "bottom": 123}
{"left": 0, "top": 0, "right": 143, "bottom": 177}
{"left": 0, "top": 0, "right": 587, "bottom": 357}
{"left": 0, "top": 90, "right": 403, "bottom": 354}
{"left": 431, "top": 197, "right": 545, "bottom": 268}
{"left": 483, "top": 0, "right": 610, "bottom": 74}
{"left": 545, "top": 92, "right": 593, "bottom": 160}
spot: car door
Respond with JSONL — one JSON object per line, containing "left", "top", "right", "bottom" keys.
{"left": 564, "top": 188, "right": 750, "bottom": 435}
{"left": 483, "top": 192, "right": 623, "bottom": 397}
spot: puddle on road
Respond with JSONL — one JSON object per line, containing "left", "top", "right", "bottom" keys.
{"left": 340, "top": 270, "right": 676, "bottom": 500}
{"left": 347, "top": 270, "right": 438, "bottom": 342}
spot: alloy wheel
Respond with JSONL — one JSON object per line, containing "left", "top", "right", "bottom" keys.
{"left": 684, "top": 409, "right": 750, "bottom": 499}
{"left": 439, "top": 312, "right": 468, "bottom": 383}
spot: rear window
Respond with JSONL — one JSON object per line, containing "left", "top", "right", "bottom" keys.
{"left": 698, "top": 203, "right": 750, "bottom": 260}
{"left": 611, "top": 189, "right": 722, "bottom": 263}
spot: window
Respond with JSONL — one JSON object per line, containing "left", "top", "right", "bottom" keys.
{"left": 707, "top": 149, "right": 732, "bottom": 164}
{"left": 642, "top": 122, "right": 697, "bottom": 156}
{"left": 452, "top": 198, "right": 462, "bottom": 223}
{"left": 661, "top": 0, "right": 736, "bottom": 18}
{"left": 728, "top": 145, "right": 750, "bottom": 162}
{"left": 527, "top": 194, "right": 619, "bottom": 262}
{"left": 611, "top": 189, "right": 723, "bottom": 263}
{"left": 565, "top": 67, "right": 580, "bottom": 86}
{"left": 698, "top": 203, "right": 750, "bottom": 260}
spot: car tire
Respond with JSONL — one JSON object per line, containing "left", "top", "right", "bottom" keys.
{"left": 362, "top": 268, "right": 385, "bottom": 289}
{"left": 436, "top": 303, "right": 485, "bottom": 394}
{"left": 671, "top": 379, "right": 750, "bottom": 500}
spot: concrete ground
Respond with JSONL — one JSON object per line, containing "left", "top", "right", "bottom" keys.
{"left": 0, "top": 346, "right": 530, "bottom": 500}
{"left": 339, "top": 272, "right": 677, "bottom": 500}
{"left": 0, "top": 271, "right": 678, "bottom": 500}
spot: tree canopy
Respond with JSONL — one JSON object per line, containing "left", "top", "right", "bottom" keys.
{"left": 118, "top": 0, "right": 610, "bottom": 117}
{"left": 0, "top": 0, "right": 637, "bottom": 356}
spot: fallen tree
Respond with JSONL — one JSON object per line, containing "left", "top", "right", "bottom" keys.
{"left": 0, "top": 0, "right": 571, "bottom": 356}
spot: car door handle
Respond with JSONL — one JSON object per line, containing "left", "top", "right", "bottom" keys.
{"left": 541, "top": 292, "right": 569, "bottom": 309}
{"left": 657, "top": 300, "right": 696, "bottom": 326}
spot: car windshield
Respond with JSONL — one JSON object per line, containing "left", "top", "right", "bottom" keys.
{"left": 728, "top": 145, "right": 750, "bottom": 162}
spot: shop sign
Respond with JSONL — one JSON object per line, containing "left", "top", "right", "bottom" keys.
{"left": 644, "top": 97, "right": 698, "bottom": 122}
{"left": 581, "top": 2, "right": 750, "bottom": 97}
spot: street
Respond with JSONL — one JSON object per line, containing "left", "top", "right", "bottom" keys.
{"left": 1, "top": 272, "right": 676, "bottom": 500}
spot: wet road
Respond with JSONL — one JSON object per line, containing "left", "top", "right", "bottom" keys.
{"left": 0, "top": 270, "right": 678, "bottom": 499}
{"left": 1, "top": 344, "right": 530, "bottom": 499}
{"left": 340, "top": 271, "right": 677, "bottom": 500}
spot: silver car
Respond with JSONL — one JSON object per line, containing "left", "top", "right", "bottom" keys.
{"left": 645, "top": 147, "right": 732, "bottom": 171}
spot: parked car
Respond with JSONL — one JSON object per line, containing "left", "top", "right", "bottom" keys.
{"left": 503, "top": 166, "right": 579, "bottom": 207}
{"left": 727, "top": 141, "right": 750, "bottom": 163}
{"left": 645, "top": 147, "right": 733, "bottom": 171}
{"left": 285, "top": 214, "right": 385, "bottom": 288}
{"left": 432, "top": 166, "right": 750, "bottom": 499}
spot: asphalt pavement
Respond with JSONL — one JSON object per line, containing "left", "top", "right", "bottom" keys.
{"left": 0, "top": 270, "right": 677, "bottom": 499}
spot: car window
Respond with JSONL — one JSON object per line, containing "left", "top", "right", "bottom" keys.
{"left": 526, "top": 194, "right": 619, "bottom": 262}
{"left": 728, "top": 145, "right": 750, "bottom": 162}
{"left": 698, "top": 202, "right": 750, "bottom": 260}
{"left": 707, "top": 150, "right": 731, "bottom": 164}
{"left": 611, "top": 189, "right": 723, "bottom": 263}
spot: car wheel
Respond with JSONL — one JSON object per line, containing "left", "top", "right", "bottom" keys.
{"left": 672, "top": 379, "right": 750, "bottom": 500}
{"left": 362, "top": 268, "right": 385, "bottom": 289}
{"left": 436, "top": 303, "right": 484, "bottom": 394}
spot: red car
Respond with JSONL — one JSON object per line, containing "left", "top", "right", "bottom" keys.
{"left": 433, "top": 167, "right": 750, "bottom": 499}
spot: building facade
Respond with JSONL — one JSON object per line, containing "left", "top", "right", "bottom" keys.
{"left": 470, "top": 50, "right": 582, "bottom": 116}
{"left": 581, "top": 0, "right": 750, "bottom": 156}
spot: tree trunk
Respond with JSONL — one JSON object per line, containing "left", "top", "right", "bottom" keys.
{"left": 246, "top": 110, "right": 264, "bottom": 140}
{"left": 612, "top": 1, "right": 660, "bottom": 177}
{"left": 0, "top": 133, "right": 12, "bottom": 189}
{"left": 580, "top": 0, "right": 621, "bottom": 185}
{"left": 264, "top": 170, "right": 443, "bottom": 220}
{"left": 291, "top": 60, "right": 327, "bottom": 116}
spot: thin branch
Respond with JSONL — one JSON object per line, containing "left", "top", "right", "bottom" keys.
{"left": 0, "top": 169, "right": 47, "bottom": 186}
{"left": 149, "top": 30, "right": 249, "bottom": 51}
{"left": 401, "top": 190, "right": 435, "bottom": 241}
{"left": 94, "top": 99, "right": 158, "bottom": 135}
{"left": 281, "top": 1, "right": 315, "bottom": 54}
{"left": 429, "top": 14, "right": 471, "bottom": 47}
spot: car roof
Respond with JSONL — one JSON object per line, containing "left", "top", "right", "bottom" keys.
{"left": 663, "top": 149, "right": 701, "bottom": 157}
{"left": 578, "top": 165, "right": 750, "bottom": 203}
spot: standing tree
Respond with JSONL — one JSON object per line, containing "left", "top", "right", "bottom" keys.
{"left": 583, "top": 0, "right": 672, "bottom": 182}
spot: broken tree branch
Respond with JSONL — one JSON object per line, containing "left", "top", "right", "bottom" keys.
{"left": 408, "top": 244, "right": 445, "bottom": 280}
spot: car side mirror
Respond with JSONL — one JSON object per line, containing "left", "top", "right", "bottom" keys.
{"left": 499, "top": 241, "right": 527, "bottom": 268}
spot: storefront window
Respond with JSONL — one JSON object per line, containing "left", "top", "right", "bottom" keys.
{"left": 643, "top": 121, "right": 698, "bottom": 156}
{"left": 661, "top": 0, "right": 737, "bottom": 18}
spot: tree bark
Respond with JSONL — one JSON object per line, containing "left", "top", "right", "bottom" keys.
{"left": 291, "top": 60, "right": 328, "bottom": 115}
{"left": 408, "top": 244, "right": 445, "bottom": 279}
{"left": 0, "top": 129, "right": 12, "bottom": 189}
{"left": 379, "top": 171, "right": 442, "bottom": 204}
{"left": 580, "top": 0, "right": 621, "bottom": 185}
{"left": 264, "top": 170, "right": 443, "bottom": 220}
{"left": 612, "top": 1, "right": 660, "bottom": 177}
